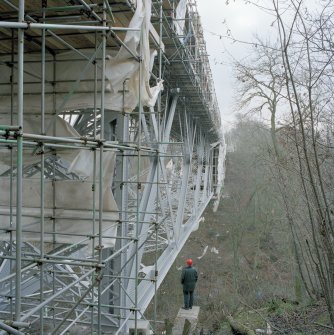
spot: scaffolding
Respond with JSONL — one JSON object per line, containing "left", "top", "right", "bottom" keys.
{"left": 0, "top": 0, "right": 225, "bottom": 334}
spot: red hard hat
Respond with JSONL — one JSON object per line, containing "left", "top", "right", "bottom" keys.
{"left": 186, "top": 259, "right": 193, "bottom": 266}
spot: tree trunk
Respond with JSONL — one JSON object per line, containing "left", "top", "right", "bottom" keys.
{"left": 226, "top": 315, "right": 257, "bottom": 335}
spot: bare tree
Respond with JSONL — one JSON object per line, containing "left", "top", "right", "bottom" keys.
{"left": 272, "top": 0, "right": 334, "bottom": 324}
{"left": 231, "top": 0, "right": 334, "bottom": 325}
{"left": 234, "top": 41, "right": 286, "bottom": 157}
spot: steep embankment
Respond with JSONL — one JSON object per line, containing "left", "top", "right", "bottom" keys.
{"left": 146, "top": 161, "right": 292, "bottom": 331}
{"left": 146, "top": 120, "right": 332, "bottom": 334}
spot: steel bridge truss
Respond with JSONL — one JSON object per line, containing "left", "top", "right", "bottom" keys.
{"left": 0, "top": 0, "right": 224, "bottom": 334}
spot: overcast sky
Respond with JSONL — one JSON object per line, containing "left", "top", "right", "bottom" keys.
{"left": 196, "top": 1, "right": 274, "bottom": 130}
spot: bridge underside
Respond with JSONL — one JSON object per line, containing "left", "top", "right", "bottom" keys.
{"left": 0, "top": 0, "right": 225, "bottom": 333}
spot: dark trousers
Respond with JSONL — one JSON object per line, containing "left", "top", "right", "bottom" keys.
{"left": 183, "top": 289, "right": 194, "bottom": 308}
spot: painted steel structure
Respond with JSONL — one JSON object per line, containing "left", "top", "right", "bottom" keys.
{"left": 0, "top": 0, "right": 225, "bottom": 334}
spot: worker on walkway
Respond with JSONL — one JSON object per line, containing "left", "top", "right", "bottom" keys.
{"left": 181, "top": 258, "right": 198, "bottom": 310}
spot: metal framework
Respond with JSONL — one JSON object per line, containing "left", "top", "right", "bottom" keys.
{"left": 0, "top": 1, "right": 224, "bottom": 334}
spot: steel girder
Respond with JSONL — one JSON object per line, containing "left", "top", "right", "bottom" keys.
{"left": 0, "top": 1, "right": 224, "bottom": 334}
{"left": 0, "top": 101, "right": 219, "bottom": 334}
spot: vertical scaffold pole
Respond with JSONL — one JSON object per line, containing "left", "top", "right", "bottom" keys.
{"left": 15, "top": 0, "right": 25, "bottom": 322}
{"left": 39, "top": 4, "right": 46, "bottom": 333}
{"left": 91, "top": 30, "right": 98, "bottom": 335}
{"left": 154, "top": 0, "right": 164, "bottom": 332}
{"left": 134, "top": 21, "right": 144, "bottom": 335}
{"left": 9, "top": 28, "right": 15, "bottom": 321}
{"left": 98, "top": 3, "right": 107, "bottom": 334}
{"left": 120, "top": 79, "right": 129, "bottom": 332}
{"left": 51, "top": 51, "right": 57, "bottom": 330}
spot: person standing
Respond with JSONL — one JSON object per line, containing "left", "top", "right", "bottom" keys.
{"left": 181, "top": 258, "right": 198, "bottom": 310}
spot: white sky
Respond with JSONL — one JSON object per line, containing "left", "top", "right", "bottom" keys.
{"left": 196, "top": 1, "right": 274, "bottom": 130}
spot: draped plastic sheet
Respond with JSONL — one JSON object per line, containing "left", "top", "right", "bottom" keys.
{"left": 105, "top": 0, "right": 163, "bottom": 111}
{"left": 0, "top": 161, "right": 118, "bottom": 248}
{"left": 174, "top": 0, "right": 188, "bottom": 42}
{"left": 212, "top": 141, "right": 226, "bottom": 212}
{"left": 0, "top": 0, "right": 162, "bottom": 115}
{"left": 0, "top": 115, "right": 118, "bottom": 247}
{"left": 0, "top": 0, "right": 163, "bottom": 246}
{"left": 0, "top": 115, "right": 79, "bottom": 167}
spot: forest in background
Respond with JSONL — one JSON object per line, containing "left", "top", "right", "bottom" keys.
{"left": 229, "top": 0, "right": 334, "bottom": 327}
{"left": 146, "top": 1, "right": 334, "bottom": 333}
{"left": 146, "top": 116, "right": 333, "bottom": 334}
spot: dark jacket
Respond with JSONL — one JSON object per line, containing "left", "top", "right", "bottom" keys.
{"left": 181, "top": 266, "right": 198, "bottom": 291}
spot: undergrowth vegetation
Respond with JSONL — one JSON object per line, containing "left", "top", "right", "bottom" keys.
{"left": 145, "top": 117, "right": 332, "bottom": 334}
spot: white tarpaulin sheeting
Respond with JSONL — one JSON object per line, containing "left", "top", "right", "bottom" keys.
{"left": 0, "top": 114, "right": 119, "bottom": 247}
{"left": 105, "top": 0, "right": 163, "bottom": 111}
{"left": 0, "top": 149, "right": 118, "bottom": 247}
{"left": 0, "top": 0, "right": 162, "bottom": 115}
{"left": 0, "top": 206, "right": 118, "bottom": 247}
{"left": 0, "top": 115, "right": 79, "bottom": 166}
{"left": 174, "top": 0, "right": 187, "bottom": 42}
{"left": 0, "top": 0, "right": 165, "bottom": 247}
{"left": 212, "top": 141, "right": 226, "bottom": 212}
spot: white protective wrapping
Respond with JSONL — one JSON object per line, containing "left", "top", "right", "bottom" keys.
{"left": 0, "top": 114, "right": 119, "bottom": 247}
{"left": 0, "top": 0, "right": 162, "bottom": 115}
{"left": 212, "top": 141, "right": 226, "bottom": 212}
{"left": 0, "top": 150, "right": 118, "bottom": 247}
{"left": 174, "top": 0, "right": 188, "bottom": 42}
{"left": 105, "top": 0, "right": 163, "bottom": 111}
{"left": 0, "top": 115, "right": 79, "bottom": 166}
{"left": 0, "top": 0, "right": 165, "bottom": 247}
